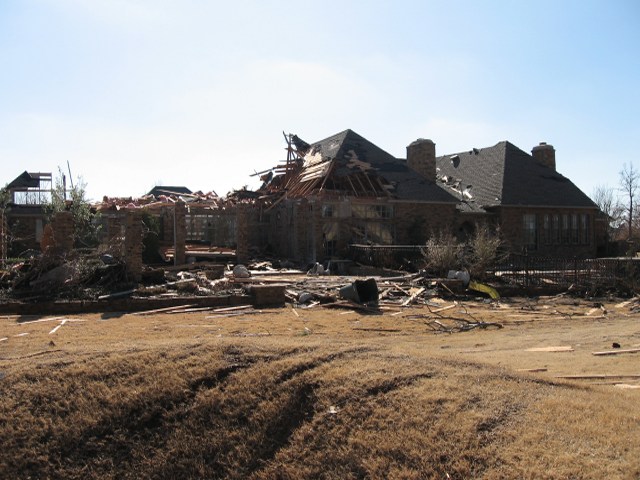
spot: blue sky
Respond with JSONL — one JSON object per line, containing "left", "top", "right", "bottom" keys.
{"left": 1, "top": 0, "right": 639, "bottom": 201}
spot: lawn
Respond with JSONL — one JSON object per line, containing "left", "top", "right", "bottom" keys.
{"left": 1, "top": 296, "right": 638, "bottom": 479}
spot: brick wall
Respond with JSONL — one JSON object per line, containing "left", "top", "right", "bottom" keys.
{"left": 50, "top": 211, "right": 74, "bottom": 255}
{"left": 0, "top": 212, "right": 6, "bottom": 262}
{"left": 174, "top": 201, "right": 186, "bottom": 265}
{"left": 497, "top": 206, "right": 598, "bottom": 257}
{"left": 236, "top": 205, "right": 249, "bottom": 264}
{"left": 393, "top": 202, "right": 458, "bottom": 244}
{"left": 124, "top": 210, "right": 143, "bottom": 281}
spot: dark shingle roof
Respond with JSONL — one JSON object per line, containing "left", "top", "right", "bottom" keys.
{"left": 7, "top": 171, "right": 40, "bottom": 189}
{"left": 148, "top": 186, "right": 193, "bottom": 196}
{"left": 309, "top": 129, "right": 458, "bottom": 203}
{"left": 435, "top": 141, "right": 597, "bottom": 212}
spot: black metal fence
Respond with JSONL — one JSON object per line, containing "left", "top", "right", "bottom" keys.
{"left": 349, "top": 244, "right": 425, "bottom": 270}
{"left": 349, "top": 244, "right": 640, "bottom": 289}
{"left": 490, "top": 254, "right": 640, "bottom": 289}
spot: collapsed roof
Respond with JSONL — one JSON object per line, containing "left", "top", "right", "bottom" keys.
{"left": 260, "top": 129, "right": 458, "bottom": 203}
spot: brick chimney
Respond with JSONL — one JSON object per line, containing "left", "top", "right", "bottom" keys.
{"left": 531, "top": 142, "right": 556, "bottom": 171}
{"left": 407, "top": 138, "right": 436, "bottom": 181}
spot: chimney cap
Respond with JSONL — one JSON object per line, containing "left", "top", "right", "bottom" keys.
{"left": 532, "top": 142, "right": 554, "bottom": 151}
{"left": 409, "top": 138, "right": 435, "bottom": 147}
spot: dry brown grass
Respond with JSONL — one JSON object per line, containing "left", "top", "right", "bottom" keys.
{"left": 1, "top": 297, "right": 639, "bottom": 479}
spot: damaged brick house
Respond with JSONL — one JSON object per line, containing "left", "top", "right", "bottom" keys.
{"left": 256, "top": 130, "right": 459, "bottom": 263}
{"left": 255, "top": 129, "right": 602, "bottom": 263}
{"left": 1, "top": 171, "right": 53, "bottom": 256}
{"left": 434, "top": 140, "right": 601, "bottom": 257}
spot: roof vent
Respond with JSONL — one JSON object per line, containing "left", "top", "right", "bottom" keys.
{"left": 451, "top": 155, "right": 460, "bottom": 168}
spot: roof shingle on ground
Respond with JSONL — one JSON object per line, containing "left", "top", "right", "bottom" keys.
{"left": 435, "top": 141, "right": 597, "bottom": 212}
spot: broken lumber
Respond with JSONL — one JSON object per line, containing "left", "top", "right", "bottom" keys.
{"left": 402, "top": 287, "right": 425, "bottom": 306}
{"left": 49, "top": 319, "right": 67, "bottom": 335}
{"left": 98, "top": 289, "right": 136, "bottom": 300}
{"left": 525, "top": 346, "right": 574, "bottom": 352}
{"left": 16, "top": 316, "right": 66, "bottom": 325}
{"left": 592, "top": 348, "right": 640, "bottom": 356}
{"left": 210, "top": 305, "right": 253, "bottom": 313}
{"left": 130, "top": 304, "right": 196, "bottom": 316}
{"left": 555, "top": 374, "right": 640, "bottom": 380}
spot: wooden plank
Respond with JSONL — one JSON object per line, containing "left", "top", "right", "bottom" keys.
{"left": 49, "top": 319, "right": 67, "bottom": 335}
{"left": 431, "top": 304, "right": 457, "bottom": 314}
{"left": 517, "top": 368, "right": 548, "bottom": 373}
{"left": 592, "top": 348, "right": 640, "bottom": 356}
{"left": 15, "top": 316, "right": 66, "bottom": 325}
{"left": 525, "top": 346, "right": 574, "bottom": 352}
{"left": 556, "top": 374, "right": 640, "bottom": 380}
{"left": 402, "top": 287, "right": 425, "bottom": 306}
{"left": 130, "top": 304, "right": 196, "bottom": 316}
{"left": 167, "top": 307, "right": 215, "bottom": 314}
{"left": 210, "top": 305, "right": 253, "bottom": 313}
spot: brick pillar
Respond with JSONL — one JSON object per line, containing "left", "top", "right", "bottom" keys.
{"left": 293, "top": 200, "right": 308, "bottom": 262}
{"left": 50, "top": 211, "right": 74, "bottom": 255}
{"left": 0, "top": 211, "right": 6, "bottom": 264}
{"left": 124, "top": 210, "right": 143, "bottom": 281}
{"left": 236, "top": 206, "right": 249, "bottom": 264}
{"left": 174, "top": 201, "right": 187, "bottom": 265}
{"left": 311, "top": 200, "right": 323, "bottom": 262}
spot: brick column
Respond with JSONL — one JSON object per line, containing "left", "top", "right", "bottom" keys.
{"left": 174, "top": 201, "right": 187, "bottom": 265}
{"left": 293, "top": 200, "right": 308, "bottom": 262}
{"left": 124, "top": 210, "right": 143, "bottom": 282}
{"left": 236, "top": 206, "right": 249, "bottom": 264}
{"left": 50, "top": 211, "right": 74, "bottom": 255}
{"left": 0, "top": 211, "right": 6, "bottom": 264}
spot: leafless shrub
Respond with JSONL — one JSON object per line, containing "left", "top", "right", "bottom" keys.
{"left": 467, "top": 224, "right": 506, "bottom": 280}
{"left": 422, "top": 230, "right": 464, "bottom": 275}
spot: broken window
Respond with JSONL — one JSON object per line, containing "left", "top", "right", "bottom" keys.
{"left": 351, "top": 222, "right": 394, "bottom": 245}
{"left": 186, "top": 213, "right": 235, "bottom": 246}
{"left": 186, "top": 213, "right": 213, "bottom": 242}
{"left": 352, "top": 204, "right": 394, "bottom": 219}
{"left": 523, "top": 214, "right": 537, "bottom": 250}
{"left": 322, "top": 204, "right": 335, "bottom": 218}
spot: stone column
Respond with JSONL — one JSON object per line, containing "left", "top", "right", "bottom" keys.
{"left": 236, "top": 206, "right": 249, "bottom": 264}
{"left": 174, "top": 201, "right": 187, "bottom": 265}
{"left": 124, "top": 210, "right": 143, "bottom": 282}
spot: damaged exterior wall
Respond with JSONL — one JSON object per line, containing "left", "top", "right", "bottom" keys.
{"left": 263, "top": 197, "right": 459, "bottom": 263}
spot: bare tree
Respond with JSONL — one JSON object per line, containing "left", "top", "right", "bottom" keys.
{"left": 592, "top": 184, "right": 624, "bottom": 240}
{"left": 619, "top": 163, "right": 639, "bottom": 240}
